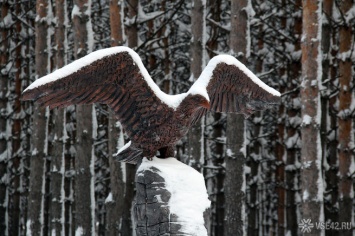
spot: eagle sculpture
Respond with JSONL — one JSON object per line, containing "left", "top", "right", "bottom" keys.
{"left": 22, "top": 46, "right": 280, "bottom": 164}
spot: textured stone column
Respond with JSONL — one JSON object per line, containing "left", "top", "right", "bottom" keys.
{"left": 134, "top": 157, "right": 210, "bottom": 236}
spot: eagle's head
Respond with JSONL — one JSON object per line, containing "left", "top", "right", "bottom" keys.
{"left": 192, "top": 94, "right": 210, "bottom": 110}
{"left": 178, "top": 94, "right": 210, "bottom": 115}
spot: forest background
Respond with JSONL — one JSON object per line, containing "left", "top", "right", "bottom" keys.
{"left": 0, "top": 0, "right": 354, "bottom": 235}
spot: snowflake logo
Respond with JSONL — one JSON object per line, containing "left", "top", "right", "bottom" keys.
{"left": 298, "top": 219, "right": 314, "bottom": 233}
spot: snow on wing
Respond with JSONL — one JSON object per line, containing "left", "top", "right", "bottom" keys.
{"left": 21, "top": 49, "right": 173, "bottom": 138}
{"left": 190, "top": 55, "right": 281, "bottom": 118}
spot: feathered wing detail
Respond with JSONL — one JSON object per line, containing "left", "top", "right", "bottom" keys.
{"left": 21, "top": 47, "right": 174, "bottom": 162}
{"left": 189, "top": 55, "right": 281, "bottom": 119}
{"left": 115, "top": 141, "right": 143, "bottom": 164}
{"left": 22, "top": 48, "right": 281, "bottom": 163}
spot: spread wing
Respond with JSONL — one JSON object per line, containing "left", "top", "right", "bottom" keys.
{"left": 189, "top": 55, "right": 281, "bottom": 120}
{"left": 21, "top": 46, "right": 174, "bottom": 139}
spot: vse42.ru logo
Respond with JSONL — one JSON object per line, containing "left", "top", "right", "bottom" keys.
{"left": 299, "top": 219, "right": 352, "bottom": 233}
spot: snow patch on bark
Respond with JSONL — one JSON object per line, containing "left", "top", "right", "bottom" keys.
{"left": 75, "top": 226, "right": 83, "bottom": 236}
{"left": 26, "top": 220, "right": 32, "bottom": 236}
{"left": 105, "top": 192, "right": 113, "bottom": 203}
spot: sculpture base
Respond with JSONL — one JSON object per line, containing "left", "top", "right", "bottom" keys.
{"left": 134, "top": 157, "right": 210, "bottom": 236}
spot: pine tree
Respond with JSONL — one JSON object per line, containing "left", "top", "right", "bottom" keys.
{"left": 72, "top": 0, "right": 96, "bottom": 234}
{"left": 224, "top": 0, "right": 250, "bottom": 235}
{"left": 105, "top": 0, "right": 125, "bottom": 235}
{"left": 188, "top": 0, "right": 206, "bottom": 171}
{"left": 286, "top": 0, "right": 302, "bottom": 234}
{"left": 300, "top": 0, "right": 324, "bottom": 235}
{"left": 205, "top": 1, "right": 226, "bottom": 234}
{"left": 337, "top": 1, "right": 354, "bottom": 234}
{"left": 10, "top": 2, "right": 24, "bottom": 234}
{"left": 27, "top": 0, "right": 51, "bottom": 234}
{"left": 0, "top": 1, "right": 10, "bottom": 234}
{"left": 49, "top": 0, "right": 67, "bottom": 234}
{"left": 122, "top": 0, "right": 138, "bottom": 234}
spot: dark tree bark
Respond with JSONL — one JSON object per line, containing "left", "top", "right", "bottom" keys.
{"left": 27, "top": 0, "right": 50, "bottom": 234}
{"left": 247, "top": 20, "right": 266, "bottom": 236}
{"left": 321, "top": 1, "right": 339, "bottom": 235}
{"left": 72, "top": 0, "right": 95, "bottom": 234}
{"left": 10, "top": 2, "right": 23, "bottom": 235}
{"left": 125, "top": 0, "right": 138, "bottom": 49}
{"left": 224, "top": 0, "right": 249, "bottom": 235}
{"left": 300, "top": 0, "right": 324, "bottom": 235}
{"left": 105, "top": 2, "right": 125, "bottom": 234}
{"left": 109, "top": 0, "right": 124, "bottom": 47}
{"left": 275, "top": 3, "right": 287, "bottom": 234}
{"left": 337, "top": 1, "right": 354, "bottom": 235}
{"left": 0, "top": 2, "right": 10, "bottom": 234}
{"left": 188, "top": 0, "right": 205, "bottom": 171}
{"left": 205, "top": 1, "right": 224, "bottom": 234}
{"left": 121, "top": 1, "right": 139, "bottom": 234}
{"left": 159, "top": 0, "right": 171, "bottom": 95}
{"left": 286, "top": 1, "right": 302, "bottom": 234}
{"left": 49, "top": 0, "right": 67, "bottom": 234}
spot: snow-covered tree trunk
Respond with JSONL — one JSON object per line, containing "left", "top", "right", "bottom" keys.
{"left": 105, "top": 1, "right": 125, "bottom": 235}
{"left": 300, "top": 0, "right": 324, "bottom": 235}
{"left": 274, "top": 4, "right": 287, "bottom": 235}
{"left": 72, "top": 0, "right": 95, "bottom": 235}
{"left": 27, "top": 0, "right": 51, "bottom": 235}
{"left": 337, "top": 1, "right": 354, "bottom": 234}
{"left": 225, "top": 0, "right": 250, "bottom": 235}
{"left": 286, "top": 1, "right": 302, "bottom": 234}
{"left": 134, "top": 157, "right": 210, "bottom": 236}
{"left": 247, "top": 20, "right": 265, "bottom": 236}
{"left": 322, "top": 0, "right": 339, "bottom": 231}
{"left": 188, "top": 0, "right": 206, "bottom": 171}
{"left": 11, "top": 2, "right": 24, "bottom": 234}
{"left": 0, "top": 2, "right": 10, "bottom": 234}
{"left": 325, "top": 6, "right": 340, "bottom": 236}
{"left": 49, "top": 0, "right": 67, "bottom": 234}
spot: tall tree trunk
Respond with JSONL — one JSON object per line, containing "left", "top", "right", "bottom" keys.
{"left": 110, "top": 0, "right": 124, "bottom": 47}
{"left": 321, "top": 1, "right": 339, "bottom": 235}
{"left": 188, "top": 0, "right": 205, "bottom": 171}
{"left": 22, "top": 2, "right": 36, "bottom": 234}
{"left": 72, "top": 0, "right": 95, "bottom": 235}
{"left": 286, "top": 1, "right": 302, "bottom": 234}
{"left": 0, "top": 2, "right": 10, "bottom": 234}
{"left": 325, "top": 11, "right": 340, "bottom": 236}
{"left": 337, "top": 1, "right": 354, "bottom": 235}
{"left": 27, "top": 0, "right": 50, "bottom": 235}
{"left": 10, "top": 2, "right": 23, "bottom": 235}
{"left": 205, "top": 1, "right": 224, "bottom": 234}
{"left": 105, "top": 0, "right": 125, "bottom": 235}
{"left": 224, "top": 0, "right": 250, "bottom": 235}
{"left": 160, "top": 0, "right": 171, "bottom": 95}
{"left": 300, "top": 0, "right": 324, "bottom": 235}
{"left": 50, "top": 0, "right": 67, "bottom": 235}
{"left": 122, "top": 0, "right": 138, "bottom": 234}
{"left": 247, "top": 21, "right": 266, "bottom": 236}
